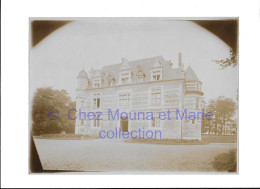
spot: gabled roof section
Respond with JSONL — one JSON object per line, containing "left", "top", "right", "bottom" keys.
{"left": 185, "top": 66, "right": 200, "bottom": 81}
{"left": 100, "top": 56, "right": 183, "bottom": 85}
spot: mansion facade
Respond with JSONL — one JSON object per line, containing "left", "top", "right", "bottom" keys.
{"left": 75, "top": 53, "right": 203, "bottom": 140}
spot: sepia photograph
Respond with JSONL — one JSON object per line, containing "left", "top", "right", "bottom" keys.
{"left": 29, "top": 18, "right": 239, "bottom": 173}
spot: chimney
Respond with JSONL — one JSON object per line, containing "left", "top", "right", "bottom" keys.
{"left": 178, "top": 52, "right": 182, "bottom": 67}
{"left": 121, "top": 57, "right": 128, "bottom": 64}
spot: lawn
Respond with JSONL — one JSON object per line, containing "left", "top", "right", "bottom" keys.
{"left": 34, "top": 138, "right": 237, "bottom": 172}
{"left": 34, "top": 134, "right": 99, "bottom": 140}
{"left": 201, "top": 134, "right": 237, "bottom": 143}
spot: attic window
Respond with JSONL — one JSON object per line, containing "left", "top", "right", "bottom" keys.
{"left": 107, "top": 74, "right": 115, "bottom": 87}
{"left": 137, "top": 70, "right": 145, "bottom": 83}
{"left": 121, "top": 73, "right": 129, "bottom": 85}
{"left": 94, "top": 79, "right": 101, "bottom": 88}
{"left": 152, "top": 70, "right": 161, "bottom": 81}
{"left": 108, "top": 80, "right": 113, "bottom": 86}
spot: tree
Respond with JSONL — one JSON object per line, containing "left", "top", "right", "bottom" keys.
{"left": 31, "top": 87, "right": 76, "bottom": 135}
{"left": 202, "top": 97, "right": 237, "bottom": 135}
{"left": 213, "top": 48, "right": 238, "bottom": 70}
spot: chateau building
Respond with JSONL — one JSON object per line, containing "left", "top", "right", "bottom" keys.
{"left": 75, "top": 53, "right": 203, "bottom": 140}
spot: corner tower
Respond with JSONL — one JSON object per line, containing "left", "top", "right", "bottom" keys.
{"left": 183, "top": 66, "right": 203, "bottom": 140}
{"left": 75, "top": 68, "right": 88, "bottom": 134}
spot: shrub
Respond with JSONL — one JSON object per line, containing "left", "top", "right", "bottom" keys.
{"left": 212, "top": 149, "right": 237, "bottom": 172}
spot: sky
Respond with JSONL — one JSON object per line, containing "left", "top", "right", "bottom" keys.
{"left": 30, "top": 18, "right": 238, "bottom": 102}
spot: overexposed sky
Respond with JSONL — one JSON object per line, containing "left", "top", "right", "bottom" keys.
{"left": 30, "top": 18, "right": 238, "bottom": 102}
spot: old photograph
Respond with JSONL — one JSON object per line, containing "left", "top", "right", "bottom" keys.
{"left": 29, "top": 18, "right": 239, "bottom": 173}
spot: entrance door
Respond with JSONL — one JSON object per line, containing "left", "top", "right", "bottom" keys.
{"left": 120, "top": 117, "right": 128, "bottom": 132}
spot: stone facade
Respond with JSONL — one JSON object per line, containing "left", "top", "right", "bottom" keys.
{"left": 75, "top": 54, "right": 203, "bottom": 140}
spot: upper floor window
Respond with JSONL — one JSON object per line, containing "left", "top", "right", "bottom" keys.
{"left": 80, "top": 83, "right": 84, "bottom": 89}
{"left": 152, "top": 70, "right": 161, "bottom": 81}
{"left": 151, "top": 88, "right": 161, "bottom": 105}
{"left": 81, "top": 101, "right": 84, "bottom": 108}
{"left": 119, "top": 94, "right": 130, "bottom": 106}
{"left": 93, "top": 93, "right": 101, "bottom": 108}
{"left": 196, "top": 83, "right": 201, "bottom": 91}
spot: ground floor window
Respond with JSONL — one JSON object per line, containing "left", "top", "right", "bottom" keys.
{"left": 151, "top": 116, "right": 160, "bottom": 128}
{"left": 93, "top": 115, "right": 100, "bottom": 127}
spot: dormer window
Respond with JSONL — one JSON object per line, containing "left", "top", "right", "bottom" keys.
{"left": 121, "top": 72, "right": 129, "bottom": 85}
{"left": 138, "top": 77, "right": 144, "bottom": 83}
{"left": 108, "top": 81, "right": 113, "bottom": 86}
{"left": 93, "top": 78, "right": 101, "bottom": 88}
{"left": 151, "top": 60, "right": 162, "bottom": 81}
{"left": 152, "top": 70, "right": 161, "bottom": 81}
{"left": 119, "top": 57, "right": 132, "bottom": 85}
{"left": 107, "top": 73, "right": 115, "bottom": 87}
{"left": 136, "top": 65, "right": 145, "bottom": 83}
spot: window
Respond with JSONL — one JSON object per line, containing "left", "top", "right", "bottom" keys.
{"left": 94, "top": 115, "right": 100, "bottom": 127}
{"left": 121, "top": 73, "right": 129, "bottom": 84}
{"left": 80, "top": 83, "right": 84, "bottom": 89}
{"left": 137, "top": 70, "right": 145, "bottom": 83}
{"left": 119, "top": 94, "right": 130, "bottom": 106}
{"left": 108, "top": 80, "right": 113, "bottom": 86}
{"left": 151, "top": 117, "right": 160, "bottom": 128}
{"left": 94, "top": 79, "right": 101, "bottom": 88}
{"left": 81, "top": 118, "right": 84, "bottom": 125}
{"left": 107, "top": 74, "right": 115, "bottom": 87}
{"left": 138, "top": 77, "right": 144, "bottom": 83}
{"left": 151, "top": 88, "right": 161, "bottom": 105}
{"left": 152, "top": 70, "right": 161, "bottom": 81}
{"left": 81, "top": 101, "right": 84, "bottom": 108}
{"left": 93, "top": 94, "right": 101, "bottom": 108}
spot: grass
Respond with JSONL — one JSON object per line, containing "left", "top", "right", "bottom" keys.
{"left": 34, "top": 134, "right": 99, "bottom": 140}
{"left": 124, "top": 135, "right": 237, "bottom": 145}
{"left": 202, "top": 134, "right": 237, "bottom": 143}
{"left": 124, "top": 138, "right": 208, "bottom": 145}
{"left": 212, "top": 149, "right": 237, "bottom": 172}
{"left": 34, "top": 138, "right": 237, "bottom": 172}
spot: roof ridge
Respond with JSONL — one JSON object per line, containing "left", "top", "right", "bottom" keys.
{"left": 102, "top": 56, "right": 164, "bottom": 69}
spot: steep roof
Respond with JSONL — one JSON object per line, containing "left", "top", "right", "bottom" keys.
{"left": 100, "top": 56, "right": 183, "bottom": 86}
{"left": 78, "top": 68, "right": 88, "bottom": 78}
{"left": 185, "top": 66, "right": 200, "bottom": 81}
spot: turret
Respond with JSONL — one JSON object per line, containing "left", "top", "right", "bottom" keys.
{"left": 185, "top": 66, "right": 203, "bottom": 98}
{"left": 77, "top": 68, "right": 88, "bottom": 90}
{"left": 183, "top": 65, "right": 204, "bottom": 140}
